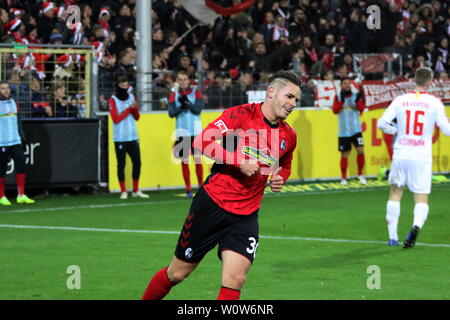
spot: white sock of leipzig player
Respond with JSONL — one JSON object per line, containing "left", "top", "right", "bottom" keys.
{"left": 386, "top": 201, "right": 400, "bottom": 240}
{"left": 413, "top": 203, "right": 429, "bottom": 229}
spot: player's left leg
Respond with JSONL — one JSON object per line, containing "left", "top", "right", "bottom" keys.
{"left": 217, "top": 212, "right": 258, "bottom": 300}
{"left": 355, "top": 146, "right": 366, "bottom": 184}
{"left": 11, "top": 144, "right": 34, "bottom": 204}
{"left": 128, "top": 141, "right": 148, "bottom": 198}
{"left": 403, "top": 193, "right": 429, "bottom": 249}
{"left": 192, "top": 136, "right": 203, "bottom": 190}
{"left": 403, "top": 160, "right": 431, "bottom": 249}
{"left": 219, "top": 250, "right": 252, "bottom": 300}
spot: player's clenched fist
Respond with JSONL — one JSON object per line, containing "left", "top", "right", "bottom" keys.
{"left": 269, "top": 167, "right": 284, "bottom": 192}
{"left": 239, "top": 159, "right": 260, "bottom": 177}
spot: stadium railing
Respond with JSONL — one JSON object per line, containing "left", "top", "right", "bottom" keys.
{"left": 0, "top": 43, "right": 97, "bottom": 119}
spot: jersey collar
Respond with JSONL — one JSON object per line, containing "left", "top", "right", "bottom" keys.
{"left": 259, "top": 103, "right": 280, "bottom": 128}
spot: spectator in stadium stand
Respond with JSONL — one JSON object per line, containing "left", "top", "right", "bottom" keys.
{"left": 247, "top": 41, "right": 290, "bottom": 73}
{"left": 109, "top": 75, "right": 149, "bottom": 200}
{"left": 415, "top": 40, "right": 437, "bottom": 68}
{"left": 29, "top": 76, "right": 52, "bottom": 118}
{"left": 334, "top": 63, "right": 349, "bottom": 80}
{"left": 152, "top": 27, "right": 167, "bottom": 53}
{"left": 301, "top": 36, "right": 319, "bottom": 71}
{"left": 403, "top": 54, "right": 416, "bottom": 79}
{"left": 37, "top": 1, "right": 56, "bottom": 43}
{"left": 204, "top": 71, "right": 224, "bottom": 109}
{"left": 0, "top": 81, "right": 35, "bottom": 206}
{"left": 142, "top": 70, "right": 301, "bottom": 301}
{"left": 257, "top": 10, "right": 275, "bottom": 46}
{"left": 322, "top": 69, "right": 335, "bottom": 81}
{"left": 111, "top": 3, "right": 135, "bottom": 37}
{"left": 347, "top": 8, "right": 369, "bottom": 53}
{"left": 168, "top": 70, "right": 204, "bottom": 198}
{"left": 222, "top": 68, "right": 248, "bottom": 107}
{"left": 111, "top": 26, "right": 135, "bottom": 54}
{"left": 175, "top": 52, "right": 196, "bottom": 79}
{"left": 115, "top": 47, "right": 137, "bottom": 87}
{"left": 288, "top": 9, "right": 309, "bottom": 40}
{"left": 25, "top": 24, "right": 40, "bottom": 44}
{"left": 438, "top": 71, "right": 448, "bottom": 81}
{"left": 267, "top": 15, "right": 289, "bottom": 52}
{"left": 0, "top": 8, "right": 9, "bottom": 38}
{"left": 50, "top": 84, "right": 78, "bottom": 118}
{"left": 300, "top": 79, "right": 317, "bottom": 107}
{"left": 332, "top": 77, "right": 367, "bottom": 186}
{"left": 434, "top": 37, "right": 448, "bottom": 73}
{"left": 368, "top": 0, "right": 403, "bottom": 53}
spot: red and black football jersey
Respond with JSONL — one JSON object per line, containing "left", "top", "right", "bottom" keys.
{"left": 196, "top": 103, "right": 297, "bottom": 215}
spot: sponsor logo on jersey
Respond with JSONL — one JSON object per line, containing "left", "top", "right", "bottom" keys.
{"left": 214, "top": 120, "right": 229, "bottom": 133}
{"left": 242, "top": 146, "right": 277, "bottom": 166}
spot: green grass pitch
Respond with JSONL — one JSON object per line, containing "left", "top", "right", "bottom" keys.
{"left": 0, "top": 182, "right": 449, "bottom": 300}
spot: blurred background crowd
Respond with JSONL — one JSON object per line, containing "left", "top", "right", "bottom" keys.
{"left": 0, "top": 0, "right": 449, "bottom": 114}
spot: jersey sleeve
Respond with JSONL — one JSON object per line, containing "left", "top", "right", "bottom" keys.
{"left": 435, "top": 99, "right": 450, "bottom": 136}
{"left": 377, "top": 98, "right": 398, "bottom": 135}
{"left": 278, "top": 130, "right": 297, "bottom": 183}
{"left": 109, "top": 97, "right": 132, "bottom": 124}
{"left": 131, "top": 99, "right": 140, "bottom": 121}
{"left": 332, "top": 95, "right": 344, "bottom": 114}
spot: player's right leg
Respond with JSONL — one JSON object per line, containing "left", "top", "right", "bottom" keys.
{"left": 142, "top": 186, "right": 227, "bottom": 299}
{"left": 174, "top": 136, "right": 193, "bottom": 197}
{"left": 386, "top": 185, "right": 404, "bottom": 246}
{"left": 114, "top": 142, "right": 128, "bottom": 198}
{"left": 141, "top": 256, "right": 199, "bottom": 300}
{"left": 0, "top": 146, "right": 10, "bottom": 205}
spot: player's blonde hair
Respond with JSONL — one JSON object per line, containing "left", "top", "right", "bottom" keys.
{"left": 415, "top": 67, "right": 433, "bottom": 87}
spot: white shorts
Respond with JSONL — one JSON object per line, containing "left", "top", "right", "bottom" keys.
{"left": 388, "top": 159, "right": 432, "bottom": 194}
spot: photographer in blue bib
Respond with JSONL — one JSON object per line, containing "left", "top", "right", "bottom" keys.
{"left": 0, "top": 81, "right": 34, "bottom": 206}
{"left": 168, "top": 71, "right": 204, "bottom": 197}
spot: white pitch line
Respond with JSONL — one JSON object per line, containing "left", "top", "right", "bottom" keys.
{"left": 1, "top": 184, "right": 449, "bottom": 215}
{"left": 0, "top": 199, "right": 186, "bottom": 214}
{"left": 0, "top": 189, "right": 391, "bottom": 214}
{"left": 0, "top": 224, "right": 449, "bottom": 248}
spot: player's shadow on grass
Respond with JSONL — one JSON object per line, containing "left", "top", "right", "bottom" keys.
{"left": 272, "top": 246, "right": 394, "bottom": 271}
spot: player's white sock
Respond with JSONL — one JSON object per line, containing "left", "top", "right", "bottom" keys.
{"left": 386, "top": 200, "right": 400, "bottom": 240}
{"left": 413, "top": 203, "right": 429, "bottom": 229}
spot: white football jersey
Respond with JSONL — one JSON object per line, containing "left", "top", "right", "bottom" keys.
{"left": 378, "top": 91, "right": 450, "bottom": 162}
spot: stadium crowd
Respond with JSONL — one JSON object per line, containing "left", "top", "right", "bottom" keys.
{"left": 0, "top": 0, "right": 449, "bottom": 114}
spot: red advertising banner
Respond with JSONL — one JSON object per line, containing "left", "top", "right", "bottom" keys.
{"left": 314, "top": 80, "right": 450, "bottom": 110}
{"left": 362, "top": 80, "right": 450, "bottom": 109}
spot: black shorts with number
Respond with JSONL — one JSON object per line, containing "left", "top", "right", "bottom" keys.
{"left": 338, "top": 132, "right": 364, "bottom": 152}
{"left": 174, "top": 186, "right": 259, "bottom": 264}
{"left": 0, "top": 144, "right": 26, "bottom": 177}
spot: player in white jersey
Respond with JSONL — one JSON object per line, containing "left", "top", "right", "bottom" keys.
{"left": 377, "top": 67, "right": 450, "bottom": 248}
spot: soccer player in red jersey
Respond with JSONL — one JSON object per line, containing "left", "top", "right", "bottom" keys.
{"left": 141, "top": 70, "right": 301, "bottom": 300}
